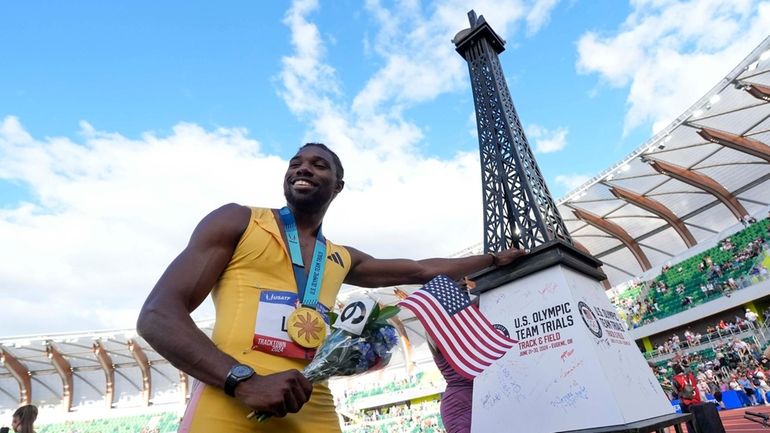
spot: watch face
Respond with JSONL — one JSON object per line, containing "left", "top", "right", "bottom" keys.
{"left": 232, "top": 365, "right": 253, "bottom": 379}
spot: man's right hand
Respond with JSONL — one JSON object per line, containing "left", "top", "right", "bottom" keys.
{"left": 235, "top": 369, "right": 313, "bottom": 417}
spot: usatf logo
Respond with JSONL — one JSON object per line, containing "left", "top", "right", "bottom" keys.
{"left": 327, "top": 252, "right": 345, "bottom": 268}
{"left": 578, "top": 301, "right": 602, "bottom": 338}
{"left": 493, "top": 324, "right": 510, "bottom": 338}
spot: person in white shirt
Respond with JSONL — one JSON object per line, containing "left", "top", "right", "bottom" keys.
{"left": 746, "top": 309, "right": 759, "bottom": 326}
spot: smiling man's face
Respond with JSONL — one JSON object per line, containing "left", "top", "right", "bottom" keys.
{"left": 283, "top": 145, "right": 344, "bottom": 213}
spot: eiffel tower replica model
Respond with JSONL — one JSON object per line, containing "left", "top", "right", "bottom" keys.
{"left": 453, "top": 11, "right": 683, "bottom": 433}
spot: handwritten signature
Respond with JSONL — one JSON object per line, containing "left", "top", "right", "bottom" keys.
{"left": 481, "top": 392, "right": 502, "bottom": 409}
{"left": 549, "top": 385, "right": 589, "bottom": 409}
{"left": 538, "top": 282, "right": 558, "bottom": 296}
{"left": 561, "top": 360, "right": 584, "bottom": 378}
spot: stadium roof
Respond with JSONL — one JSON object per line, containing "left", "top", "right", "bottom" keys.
{"left": 0, "top": 324, "right": 213, "bottom": 411}
{"left": 556, "top": 36, "right": 770, "bottom": 287}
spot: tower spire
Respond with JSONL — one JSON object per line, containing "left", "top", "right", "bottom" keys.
{"left": 453, "top": 10, "right": 571, "bottom": 252}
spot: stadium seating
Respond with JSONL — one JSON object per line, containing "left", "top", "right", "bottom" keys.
{"left": 612, "top": 219, "right": 770, "bottom": 327}
{"left": 36, "top": 411, "right": 179, "bottom": 433}
{"left": 345, "top": 372, "right": 427, "bottom": 403}
{"left": 341, "top": 399, "right": 443, "bottom": 433}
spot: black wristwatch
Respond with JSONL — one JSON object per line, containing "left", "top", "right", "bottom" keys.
{"left": 224, "top": 364, "right": 255, "bottom": 397}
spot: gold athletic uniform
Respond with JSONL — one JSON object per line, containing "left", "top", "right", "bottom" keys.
{"left": 179, "top": 207, "right": 350, "bottom": 433}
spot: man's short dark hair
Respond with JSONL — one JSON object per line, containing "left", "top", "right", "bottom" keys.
{"left": 300, "top": 143, "right": 344, "bottom": 181}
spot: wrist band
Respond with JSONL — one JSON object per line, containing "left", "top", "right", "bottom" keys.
{"left": 487, "top": 252, "right": 499, "bottom": 266}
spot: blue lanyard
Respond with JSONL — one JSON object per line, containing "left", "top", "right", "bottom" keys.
{"left": 278, "top": 207, "right": 327, "bottom": 308}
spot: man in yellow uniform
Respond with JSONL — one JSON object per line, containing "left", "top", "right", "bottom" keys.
{"left": 137, "top": 143, "right": 526, "bottom": 433}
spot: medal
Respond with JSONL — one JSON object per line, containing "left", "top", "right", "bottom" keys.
{"left": 287, "top": 307, "right": 327, "bottom": 348}
{"left": 278, "top": 207, "right": 329, "bottom": 348}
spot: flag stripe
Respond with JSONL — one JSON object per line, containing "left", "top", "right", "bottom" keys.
{"left": 399, "top": 301, "right": 483, "bottom": 379}
{"left": 412, "top": 292, "right": 500, "bottom": 365}
{"left": 464, "top": 306, "right": 517, "bottom": 348}
{"left": 470, "top": 304, "right": 516, "bottom": 346}
{"left": 400, "top": 300, "right": 485, "bottom": 378}
{"left": 400, "top": 295, "right": 492, "bottom": 369}
{"left": 399, "top": 274, "right": 514, "bottom": 379}
{"left": 457, "top": 309, "right": 512, "bottom": 355}
{"left": 452, "top": 308, "right": 508, "bottom": 358}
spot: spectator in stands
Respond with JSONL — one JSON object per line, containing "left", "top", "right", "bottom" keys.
{"left": 672, "top": 363, "right": 700, "bottom": 433}
{"left": 746, "top": 308, "right": 759, "bottom": 326}
{"left": 675, "top": 284, "right": 685, "bottom": 295}
{"left": 669, "top": 337, "right": 679, "bottom": 352}
{"left": 729, "top": 375, "right": 742, "bottom": 392}
{"left": 739, "top": 373, "right": 759, "bottom": 406}
{"left": 684, "top": 328, "right": 694, "bottom": 345}
{"left": 11, "top": 405, "right": 37, "bottom": 433}
{"left": 720, "top": 281, "right": 732, "bottom": 298}
{"left": 717, "top": 348, "right": 729, "bottom": 369}
{"left": 721, "top": 237, "right": 734, "bottom": 251}
{"left": 758, "top": 264, "right": 769, "bottom": 280}
{"left": 753, "top": 370, "right": 770, "bottom": 405}
{"left": 136, "top": 144, "right": 528, "bottom": 433}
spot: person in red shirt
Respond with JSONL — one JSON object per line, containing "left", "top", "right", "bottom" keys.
{"left": 672, "top": 363, "right": 701, "bottom": 433}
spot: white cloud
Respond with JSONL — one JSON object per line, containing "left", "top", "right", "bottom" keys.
{"left": 352, "top": 0, "right": 540, "bottom": 116}
{"left": 577, "top": 0, "right": 770, "bottom": 134}
{"left": 0, "top": 116, "right": 291, "bottom": 334}
{"left": 527, "top": 124, "right": 568, "bottom": 153}
{"left": 554, "top": 173, "right": 591, "bottom": 190}
{"left": 526, "top": 0, "right": 561, "bottom": 35}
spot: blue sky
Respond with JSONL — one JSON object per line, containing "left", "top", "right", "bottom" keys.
{"left": 1, "top": 0, "right": 768, "bottom": 335}
{"left": 2, "top": 1, "right": 637, "bottom": 200}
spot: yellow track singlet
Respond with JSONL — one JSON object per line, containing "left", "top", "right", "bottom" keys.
{"left": 179, "top": 207, "right": 350, "bottom": 433}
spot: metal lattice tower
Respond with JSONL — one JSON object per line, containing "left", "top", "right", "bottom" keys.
{"left": 454, "top": 11, "right": 572, "bottom": 253}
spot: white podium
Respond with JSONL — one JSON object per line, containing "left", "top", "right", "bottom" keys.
{"left": 471, "top": 242, "right": 675, "bottom": 433}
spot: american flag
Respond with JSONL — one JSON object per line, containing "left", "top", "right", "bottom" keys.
{"left": 398, "top": 275, "right": 517, "bottom": 379}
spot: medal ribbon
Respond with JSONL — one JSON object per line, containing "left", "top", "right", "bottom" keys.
{"left": 278, "top": 207, "right": 327, "bottom": 308}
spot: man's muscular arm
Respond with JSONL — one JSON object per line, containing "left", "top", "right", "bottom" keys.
{"left": 344, "top": 246, "right": 527, "bottom": 288}
{"left": 137, "top": 204, "right": 312, "bottom": 417}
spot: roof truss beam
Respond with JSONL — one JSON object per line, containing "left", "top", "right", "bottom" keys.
{"left": 609, "top": 186, "right": 697, "bottom": 248}
{"left": 746, "top": 83, "right": 770, "bottom": 102}
{"left": 597, "top": 170, "right": 770, "bottom": 259}
{"left": 179, "top": 371, "right": 189, "bottom": 404}
{"left": 92, "top": 340, "right": 115, "bottom": 408}
{"left": 0, "top": 348, "right": 32, "bottom": 405}
{"left": 128, "top": 339, "right": 152, "bottom": 406}
{"left": 697, "top": 127, "right": 770, "bottom": 163}
{"left": 46, "top": 342, "right": 74, "bottom": 412}
{"left": 572, "top": 208, "right": 652, "bottom": 271}
{"left": 646, "top": 158, "right": 748, "bottom": 221}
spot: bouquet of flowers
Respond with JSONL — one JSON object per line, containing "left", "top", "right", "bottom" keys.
{"left": 249, "top": 300, "right": 400, "bottom": 422}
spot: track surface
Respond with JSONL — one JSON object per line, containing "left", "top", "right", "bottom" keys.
{"left": 716, "top": 407, "right": 769, "bottom": 432}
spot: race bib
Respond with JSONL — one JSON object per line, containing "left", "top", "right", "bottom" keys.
{"left": 252, "top": 290, "right": 330, "bottom": 360}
